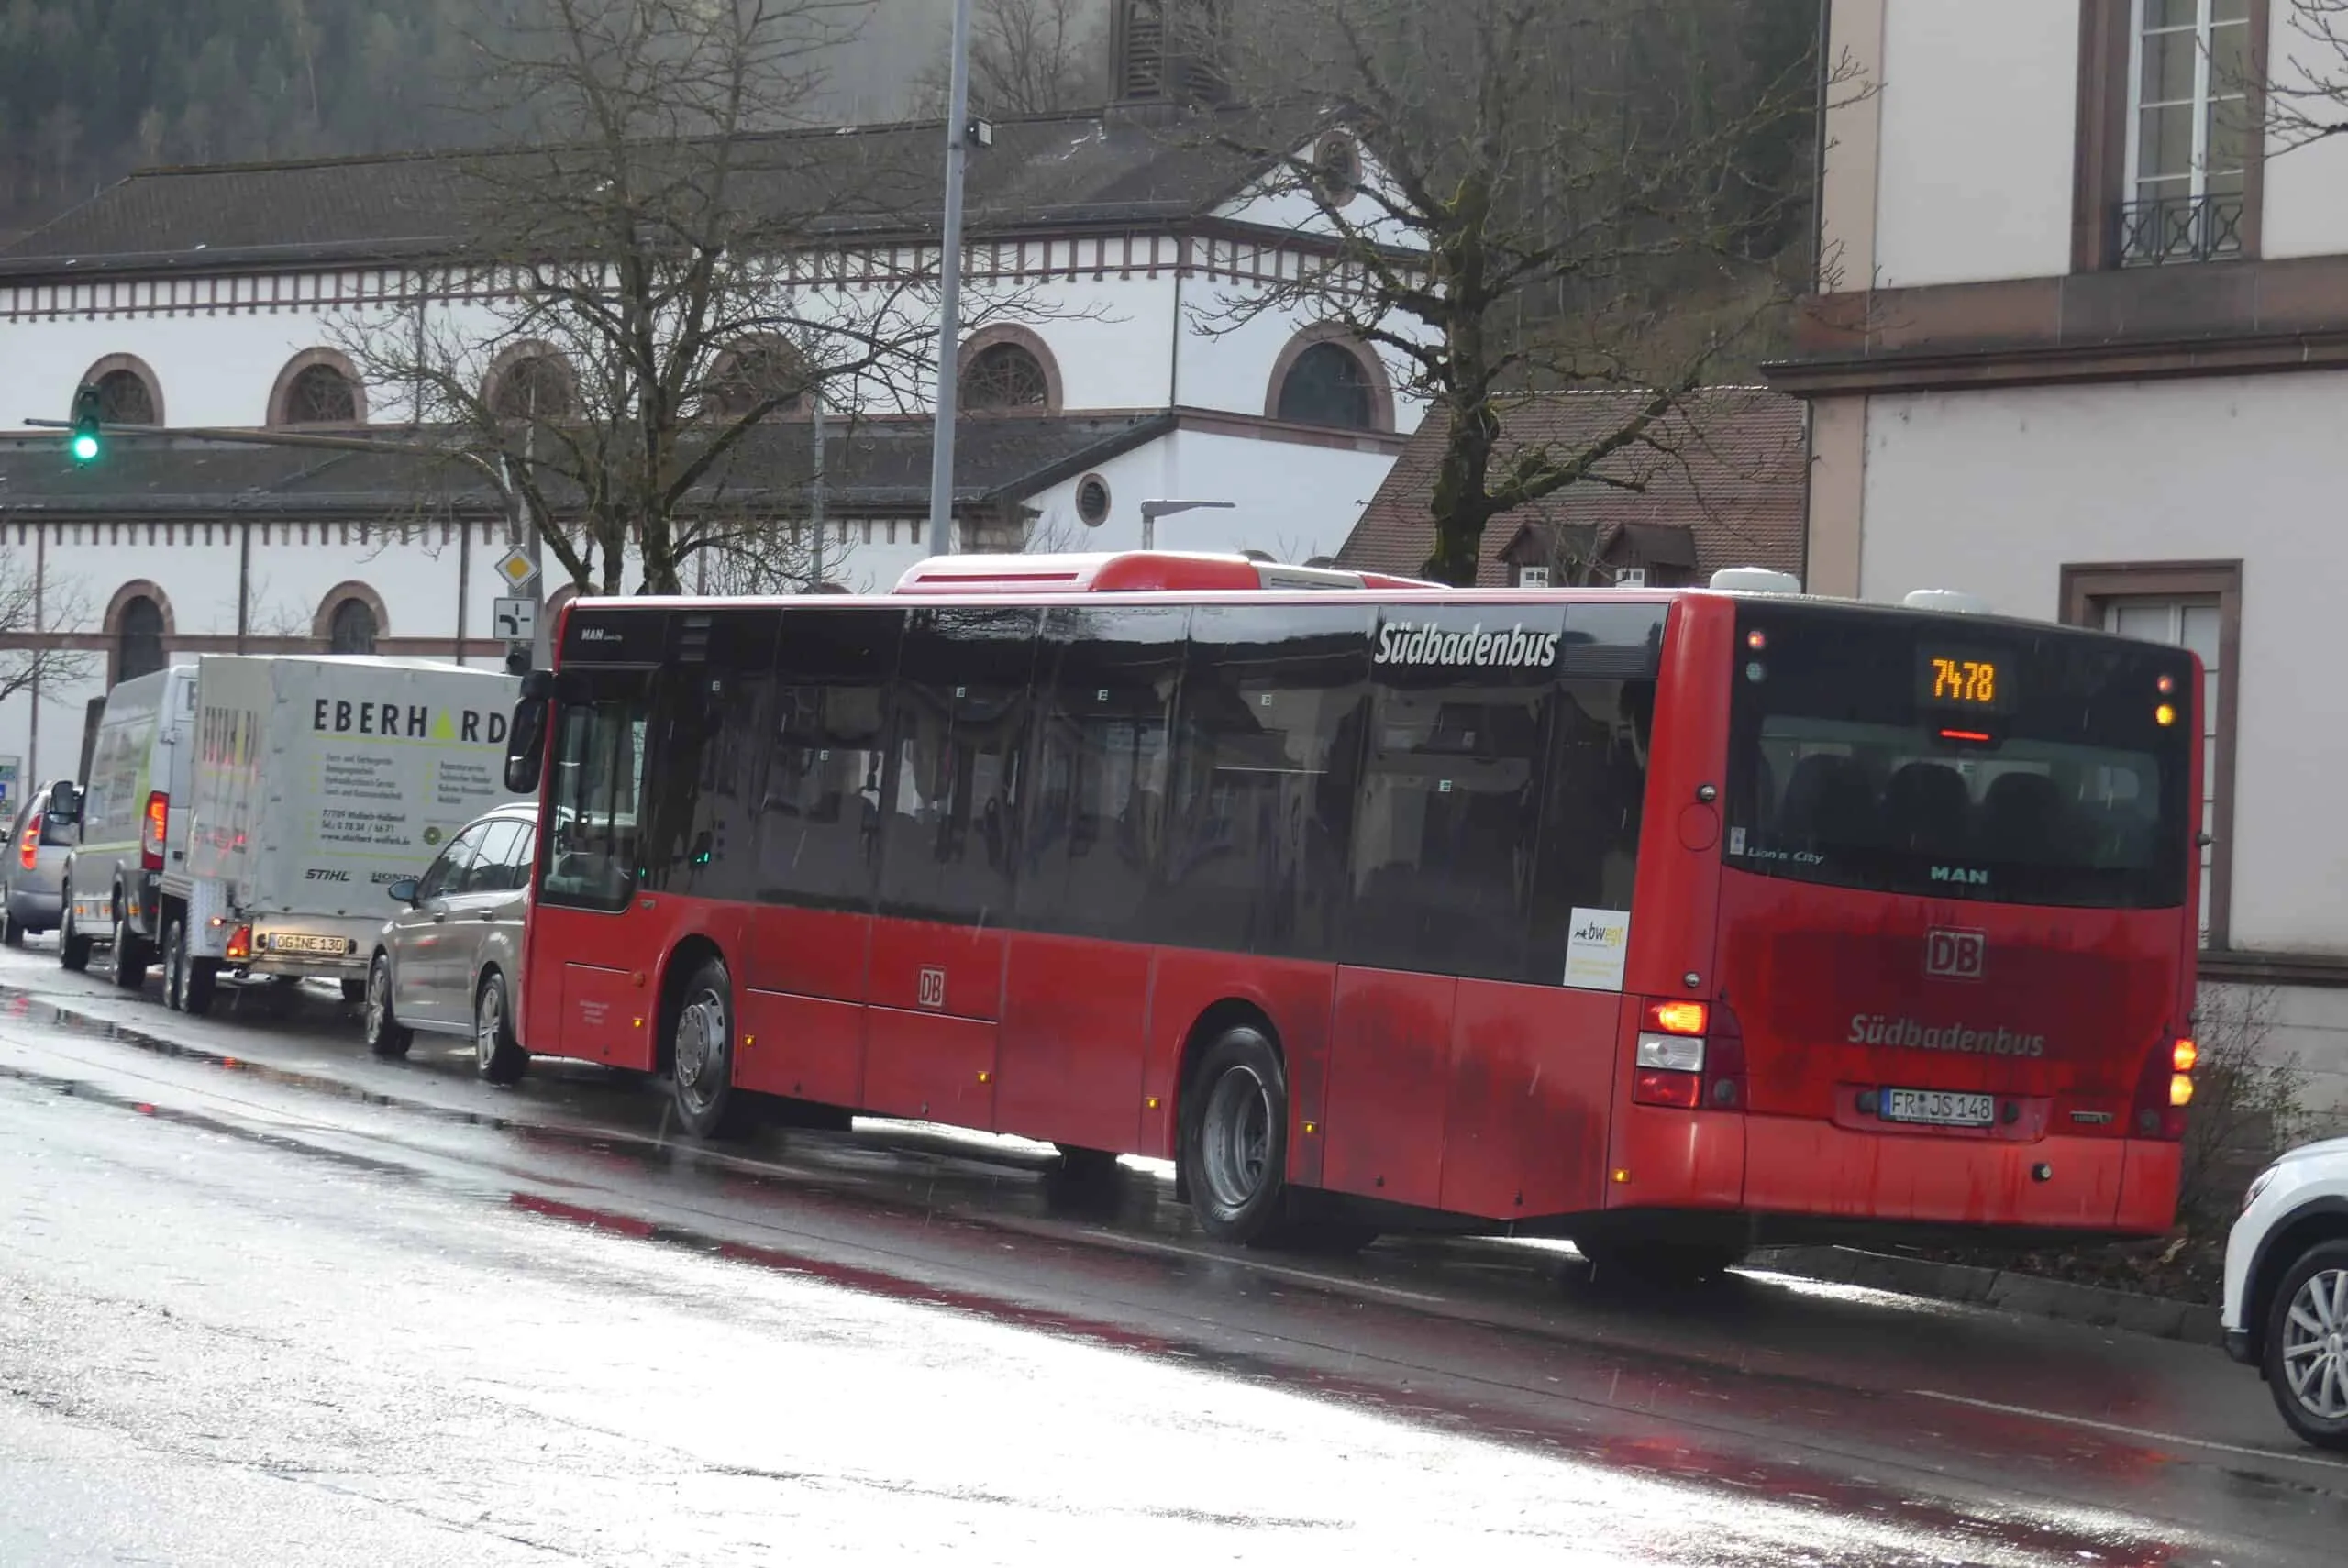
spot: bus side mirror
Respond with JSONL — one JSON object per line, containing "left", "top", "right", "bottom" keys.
{"left": 505, "top": 696, "right": 548, "bottom": 795}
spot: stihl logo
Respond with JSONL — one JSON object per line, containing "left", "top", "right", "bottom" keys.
{"left": 916, "top": 966, "right": 947, "bottom": 1010}
{"left": 1925, "top": 928, "right": 1987, "bottom": 980}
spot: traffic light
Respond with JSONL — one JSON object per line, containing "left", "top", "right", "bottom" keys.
{"left": 67, "top": 383, "right": 103, "bottom": 464}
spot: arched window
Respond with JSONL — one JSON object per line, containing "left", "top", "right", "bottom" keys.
{"left": 490, "top": 353, "right": 574, "bottom": 421}
{"left": 270, "top": 350, "right": 368, "bottom": 427}
{"left": 327, "top": 597, "right": 379, "bottom": 655}
{"left": 116, "top": 595, "right": 166, "bottom": 683}
{"left": 94, "top": 369, "right": 156, "bottom": 425}
{"left": 1275, "top": 341, "right": 1377, "bottom": 430}
{"left": 960, "top": 341, "right": 1052, "bottom": 413}
{"left": 704, "top": 340, "right": 810, "bottom": 419}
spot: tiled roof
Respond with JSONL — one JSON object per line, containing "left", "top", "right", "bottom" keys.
{"left": 0, "top": 108, "right": 1287, "bottom": 278}
{"left": 0, "top": 414, "right": 1172, "bottom": 516}
{"left": 1337, "top": 388, "right": 1808, "bottom": 586}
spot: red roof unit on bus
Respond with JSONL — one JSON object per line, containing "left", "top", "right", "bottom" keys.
{"left": 892, "top": 550, "right": 1442, "bottom": 596}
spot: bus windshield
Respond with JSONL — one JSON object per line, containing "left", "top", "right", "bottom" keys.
{"left": 1724, "top": 604, "right": 2195, "bottom": 910}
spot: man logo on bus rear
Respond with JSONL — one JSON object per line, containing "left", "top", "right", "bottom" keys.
{"left": 1925, "top": 928, "right": 1987, "bottom": 981}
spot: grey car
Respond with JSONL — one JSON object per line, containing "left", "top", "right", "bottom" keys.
{"left": 360, "top": 801, "right": 537, "bottom": 1085}
{"left": 2, "top": 779, "right": 83, "bottom": 947}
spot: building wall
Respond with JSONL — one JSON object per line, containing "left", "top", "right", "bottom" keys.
{"left": 1855, "top": 374, "right": 2345, "bottom": 961}
{"left": 1870, "top": 0, "right": 2078, "bottom": 289}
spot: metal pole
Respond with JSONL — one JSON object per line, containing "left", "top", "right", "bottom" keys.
{"left": 810, "top": 388, "right": 828, "bottom": 587}
{"left": 924, "top": 0, "right": 975, "bottom": 558}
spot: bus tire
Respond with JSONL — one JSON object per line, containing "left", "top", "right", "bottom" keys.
{"left": 58, "top": 898, "right": 91, "bottom": 973}
{"left": 473, "top": 970, "right": 529, "bottom": 1087}
{"left": 1178, "top": 1025, "right": 1294, "bottom": 1247}
{"left": 670, "top": 955, "right": 754, "bottom": 1141}
{"left": 363, "top": 951, "right": 412, "bottom": 1059}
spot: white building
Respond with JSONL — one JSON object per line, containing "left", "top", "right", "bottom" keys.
{"left": 0, "top": 6, "right": 1423, "bottom": 794}
{"left": 1773, "top": 0, "right": 2348, "bottom": 1120}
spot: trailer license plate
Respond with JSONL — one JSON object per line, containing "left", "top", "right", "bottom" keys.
{"left": 272, "top": 934, "right": 349, "bottom": 956}
{"left": 1881, "top": 1088, "right": 1995, "bottom": 1127}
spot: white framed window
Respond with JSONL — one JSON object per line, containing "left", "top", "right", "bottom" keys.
{"left": 1515, "top": 565, "right": 1549, "bottom": 588}
{"left": 1612, "top": 567, "right": 1647, "bottom": 589}
{"left": 2122, "top": 0, "right": 2250, "bottom": 263}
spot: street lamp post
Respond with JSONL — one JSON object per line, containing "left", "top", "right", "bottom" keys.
{"left": 924, "top": 0, "right": 977, "bottom": 559}
{"left": 1138, "top": 498, "right": 1236, "bottom": 551}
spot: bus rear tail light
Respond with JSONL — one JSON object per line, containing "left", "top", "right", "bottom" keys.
{"left": 141, "top": 790, "right": 168, "bottom": 872}
{"left": 1632, "top": 999, "right": 1710, "bottom": 1110}
{"left": 2130, "top": 1034, "right": 2192, "bottom": 1139}
{"left": 17, "top": 812, "right": 38, "bottom": 870}
{"left": 225, "top": 923, "right": 252, "bottom": 962}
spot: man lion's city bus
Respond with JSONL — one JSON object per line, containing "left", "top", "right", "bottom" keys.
{"left": 499, "top": 552, "right": 2203, "bottom": 1278}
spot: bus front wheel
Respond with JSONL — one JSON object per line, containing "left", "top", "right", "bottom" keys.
{"left": 670, "top": 956, "right": 755, "bottom": 1141}
{"left": 1179, "top": 1026, "right": 1293, "bottom": 1247}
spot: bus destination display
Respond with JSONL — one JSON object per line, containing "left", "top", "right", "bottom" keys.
{"left": 1915, "top": 647, "right": 2010, "bottom": 712}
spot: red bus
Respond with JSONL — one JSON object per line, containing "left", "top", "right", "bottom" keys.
{"left": 499, "top": 551, "right": 2203, "bottom": 1277}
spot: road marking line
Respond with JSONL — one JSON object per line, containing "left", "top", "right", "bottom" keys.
{"left": 1913, "top": 1388, "right": 2323, "bottom": 1464}
{"left": 1076, "top": 1228, "right": 1447, "bottom": 1305}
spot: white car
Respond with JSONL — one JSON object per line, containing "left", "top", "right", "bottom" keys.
{"left": 2223, "top": 1136, "right": 2348, "bottom": 1449}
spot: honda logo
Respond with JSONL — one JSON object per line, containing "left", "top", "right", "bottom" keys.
{"left": 917, "top": 966, "right": 947, "bottom": 1010}
{"left": 1924, "top": 929, "right": 1987, "bottom": 981}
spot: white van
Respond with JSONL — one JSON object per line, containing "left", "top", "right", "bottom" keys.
{"left": 61, "top": 662, "right": 198, "bottom": 985}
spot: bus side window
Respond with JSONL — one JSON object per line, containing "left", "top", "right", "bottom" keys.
{"left": 756, "top": 607, "right": 902, "bottom": 910}
{"left": 1017, "top": 605, "right": 1188, "bottom": 941}
{"left": 1163, "top": 603, "right": 1374, "bottom": 962}
{"left": 875, "top": 606, "right": 1041, "bottom": 924}
{"left": 639, "top": 612, "right": 777, "bottom": 901}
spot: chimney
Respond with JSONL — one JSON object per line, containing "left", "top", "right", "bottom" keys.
{"left": 1111, "top": 0, "right": 1231, "bottom": 111}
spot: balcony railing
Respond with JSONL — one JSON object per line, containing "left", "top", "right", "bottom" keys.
{"left": 2117, "top": 193, "right": 2245, "bottom": 267}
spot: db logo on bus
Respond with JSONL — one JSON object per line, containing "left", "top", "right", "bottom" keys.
{"left": 1924, "top": 928, "right": 1988, "bottom": 981}
{"left": 917, "top": 966, "right": 947, "bottom": 1010}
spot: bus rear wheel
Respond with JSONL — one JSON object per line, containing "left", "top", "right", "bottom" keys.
{"left": 670, "top": 956, "right": 755, "bottom": 1141}
{"left": 1179, "top": 1026, "right": 1295, "bottom": 1247}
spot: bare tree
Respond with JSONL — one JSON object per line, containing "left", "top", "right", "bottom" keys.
{"left": 914, "top": 0, "right": 1108, "bottom": 118}
{"left": 340, "top": 0, "right": 1069, "bottom": 596}
{"left": 1198, "top": 0, "right": 1848, "bottom": 585}
{"left": 0, "top": 556, "right": 91, "bottom": 710}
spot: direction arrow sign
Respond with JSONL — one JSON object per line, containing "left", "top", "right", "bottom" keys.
{"left": 492, "top": 547, "right": 539, "bottom": 591}
{"left": 493, "top": 597, "right": 537, "bottom": 643}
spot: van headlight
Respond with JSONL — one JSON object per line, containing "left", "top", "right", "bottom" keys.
{"left": 2243, "top": 1165, "right": 2280, "bottom": 1214}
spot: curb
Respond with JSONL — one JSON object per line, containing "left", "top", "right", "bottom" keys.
{"left": 1748, "top": 1244, "right": 2225, "bottom": 1347}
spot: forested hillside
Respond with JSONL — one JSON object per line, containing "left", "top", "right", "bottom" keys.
{"left": 0, "top": 1, "right": 488, "bottom": 237}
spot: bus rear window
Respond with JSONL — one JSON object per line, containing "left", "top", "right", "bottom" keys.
{"left": 1725, "top": 607, "right": 2194, "bottom": 909}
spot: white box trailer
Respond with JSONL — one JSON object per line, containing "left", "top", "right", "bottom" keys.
{"left": 160, "top": 655, "right": 523, "bottom": 1011}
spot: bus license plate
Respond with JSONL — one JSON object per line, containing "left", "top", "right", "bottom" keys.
{"left": 271, "top": 934, "right": 348, "bottom": 956}
{"left": 1880, "top": 1088, "right": 1995, "bottom": 1127}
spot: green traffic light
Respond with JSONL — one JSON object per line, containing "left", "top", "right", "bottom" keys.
{"left": 69, "top": 431, "right": 101, "bottom": 463}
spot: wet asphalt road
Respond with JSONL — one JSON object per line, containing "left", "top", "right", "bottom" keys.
{"left": 2, "top": 944, "right": 2345, "bottom": 1566}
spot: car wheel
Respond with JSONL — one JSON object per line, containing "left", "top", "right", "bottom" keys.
{"left": 169, "top": 919, "right": 218, "bottom": 1017}
{"left": 473, "top": 970, "right": 528, "bottom": 1086}
{"left": 58, "top": 896, "right": 91, "bottom": 973}
{"left": 2263, "top": 1237, "right": 2348, "bottom": 1450}
{"left": 363, "top": 951, "right": 412, "bottom": 1060}
{"left": 1, "top": 902, "right": 21, "bottom": 949}
{"left": 109, "top": 897, "right": 151, "bottom": 990}
{"left": 340, "top": 977, "right": 367, "bottom": 1004}
{"left": 1178, "top": 1026, "right": 1295, "bottom": 1246}
{"left": 670, "top": 955, "right": 754, "bottom": 1140}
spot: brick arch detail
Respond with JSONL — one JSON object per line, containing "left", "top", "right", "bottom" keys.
{"left": 957, "top": 322, "right": 1065, "bottom": 414}
{"left": 312, "top": 580, "right": 391, "bottom": 642}
{"left": 104, "top": 579, "right": 176, "bottom": 636}
{"left": 1264, "top": 323, "right": 1396, "bottom": 434}
{"left": 268, "top": 347, "right": 370, "bottom": 427}
{"left": 80, "top": 353, "right": 166, "bottom": 426}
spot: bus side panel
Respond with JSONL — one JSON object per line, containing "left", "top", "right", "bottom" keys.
{"left": 1323, "top": 968, "right": 1456, "bottom": 1209}
{"left": 1141, "top": 951, "right": 1336, "bottom": 1176}
{"left": 745, "top": 902, "right": 870, "bottom": 1005}
{"left": 1438, "top": 979, "right": 1621, "bottom": 1220}
{"left": 738, "top": 903, "right": 871, "bottom": 1106}
{"left": 1623, "top": 596, "right": 1733, "bottom": 1003}
{"left": 996, "top": 931, "right": 1151, "bottom": 1154}
{"left": 862, "top": 1004, "right": 997, "bottom": 1128}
